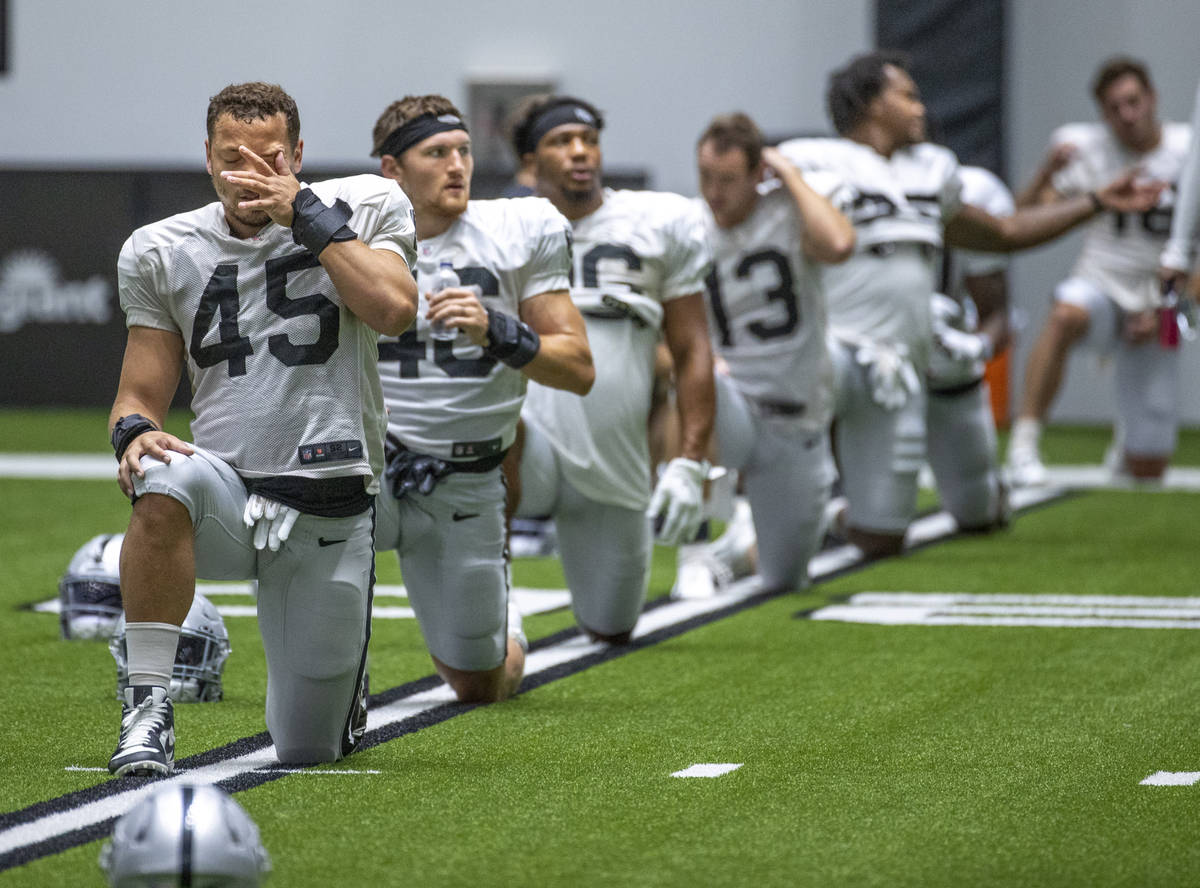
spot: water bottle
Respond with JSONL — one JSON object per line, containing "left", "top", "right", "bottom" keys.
{"left": 424, "top": 260, "right": 459, "bottom": 341}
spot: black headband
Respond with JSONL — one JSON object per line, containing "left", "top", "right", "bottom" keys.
{"left": 375, "top": 113, "right": 468, "bottom": 158}
{"left": 518, "top": 102, "right": 602, "bottom": 156}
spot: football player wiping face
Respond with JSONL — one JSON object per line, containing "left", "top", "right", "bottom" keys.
{"left": 206, "top": 111, "right": 303, "bottom": 238}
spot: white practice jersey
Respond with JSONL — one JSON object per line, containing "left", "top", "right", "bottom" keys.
{"left": 779, "top": 137, "right": 963, "bottom": 367}
{"left": 1162, "top": 82, "right": 1200, "bottom": 272}
{"left": 377, "top": 197, "right": 572, "bottom": 461}
{"left": 696, "top": 180, "right": 834, "bottom": 426}
{"left": 119, "top": 174, "right": 417, "bottom": 490}
{"left": 523, "top": 188, "right": 711, "bottom": 510}
{"left": 1050, "top": 121, "right": 1191, "bottom": 311}
{"left": 930, "top": 166, "right": 1015, "bottom": 389}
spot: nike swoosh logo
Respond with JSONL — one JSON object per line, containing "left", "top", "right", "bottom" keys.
{"left": 452, "top": 512, "right": 480, "bottom": 522}
{"left": 318, "top": 537, "right": 347, "bottom": 547}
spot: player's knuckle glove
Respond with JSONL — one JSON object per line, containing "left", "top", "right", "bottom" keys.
{"left": 384, "top": 446, "right": 450, "bottom": 500}
{"left": 646, "top": 457, "right": 710, "bottom": 546}
{"left": 242, "top": 493, "right": 300, "bottom": 552}
{"left": 855, "top": 341, "right": 919, "bottom": 411}
{"left": 933, "top": 323, "right": 989, "bottom": 364}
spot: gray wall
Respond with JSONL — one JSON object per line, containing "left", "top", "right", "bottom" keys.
{"left": 4, "top": 0, "right": 1199, "bottom": 423}
{"left": 0, "top": 0, "right": 871, "bottom": 194}
{"left": 1008, "top": 0, "right": 1200, "bottom": 424}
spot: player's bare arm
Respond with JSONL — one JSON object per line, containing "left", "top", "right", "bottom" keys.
{"left": 109, "top": 326, "right": 193, "bottom": 498}
{"left": 662, "top": 292, "right": 716, "bottom": 463}
{"left": 224, "top": 147, "right": 417, "bottom": 336}
{"left": 945, "top": 170, "right": 1165, "bottom": 252}
{"left": 963, "top": 271, "right": 1012, "bottom": 355}
{"left": 1015, "top": 142, "right": 1078, "bottom": 207}
{"left": 515, "top": 289, "right": 594, "bottom": 394}
{"left": 762, "top": 146, "right": 855, "bottom": 263}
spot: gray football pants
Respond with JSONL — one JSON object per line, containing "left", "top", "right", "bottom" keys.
{"left": 133, "top": 447, "right": 371, "bottom": 764}
{"left": 516, "top": 420, "right": 652, "bottom": 638}
{"left": 713, "top": 373, "right": 832, "bottom": 590}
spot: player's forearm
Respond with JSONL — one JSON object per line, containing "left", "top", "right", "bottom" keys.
{"left": 777, "top": 167, "right": 855, "bottom": 263}
{"left": 522, "top": 332, "right": 595, "bottom": 395}
{"left": 946, "top": 197, "right": 1093, "bottom": 253}
{"left": 672, "top": 347, "right": 715, "bottom": 463}
{"left": 319, "top": 241, "right": 418, "bottom": 336}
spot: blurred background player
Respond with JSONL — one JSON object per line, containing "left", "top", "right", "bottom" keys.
{"left": 673, "top": 112, "right": 854, "bottom": 597}
{"left": 779, "top": 51, "right": 1164, "bottom": 558}
{"left": 925, "top": 164, "right": 1015, "bottom": 531}
{"left": 1007, "top": 57, "right": 1191, "bottom": 485}
{"left": 107, "top": 82, "right": 417, "bottom": 776}
{"left": 1160, "top": 77, "right": 1200, "bottom": 328}
{"left": 370, "top": 94, "right": 592, "bottom": 702}
{"left": 505, "top": 94, "right": 715, "bottom": 644}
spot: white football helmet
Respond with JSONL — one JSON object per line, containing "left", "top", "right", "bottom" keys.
{"left": 59, "top": 533, "right": 125, "bottom": 640}
{"left": 98, "top": 782, "right": 271, "bottom": 887}
{"left": 110, "top": 592, "right": 232, "bottom": 703}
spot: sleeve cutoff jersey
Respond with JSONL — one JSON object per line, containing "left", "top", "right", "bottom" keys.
{"left": 523, "top": 188, "right": 711, "bottom": 511}
{"left": 118, "top": 174, "right": 417, "bottom": 491}
{"left": 376, "top": 197, "right": 572, "bottom": 461}
{"left": 778, "top": 137, "right": 962, "bottom": 368}
{"left": 697, "top": 182, "right": 834, "bottom": 427}
{"left": 1050, "top": 121, "right": 1191, "bottom": 311}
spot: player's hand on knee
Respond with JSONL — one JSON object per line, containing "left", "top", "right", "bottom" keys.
{"left": 647, "top": 457, "right": 710, "bottom": 546}
{"left": 116, "top": 432, "right": 194, "bottom": 499}
{"left": 1121, "top": 309, "right": 1157, "bottom": 343}
{"left": 243, "top": 494, "right": 300, "bottom": 551}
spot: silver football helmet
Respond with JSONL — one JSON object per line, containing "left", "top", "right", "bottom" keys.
{"left": 59, "top": 533, "right": 125, "bottom": 640}
{"left": 110, "top": 592, "right": 232, "bottom": 703}
{"left": 98, "top": 782, "right": 271, "bottom": 887}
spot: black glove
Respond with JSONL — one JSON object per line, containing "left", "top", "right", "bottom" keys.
{"left": 384, "top": 448, "right": 451, "bottom": 499}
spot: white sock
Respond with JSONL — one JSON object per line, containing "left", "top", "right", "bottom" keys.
{"left": 1010, "top": 417, "right": 1042, "bottom": 452}
{"left": 124, "top": 621, "right": 181, "bottom": 688}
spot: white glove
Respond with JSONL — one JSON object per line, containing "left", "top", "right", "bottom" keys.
{"left": 932, "top": 321, "right": 991, "bottom": 364}
{"left": 854, "top": 341, "right": 920, "bottom": 411}
{"left": 242, "top": 494, "right": 300, "bottom": 552}
{"left": 647, "top": 457, "right": 709, "bottom": 546}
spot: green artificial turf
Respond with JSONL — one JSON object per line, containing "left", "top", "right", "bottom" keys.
{"left": 3, "top": 414, "right": 1199, "bottom": 887}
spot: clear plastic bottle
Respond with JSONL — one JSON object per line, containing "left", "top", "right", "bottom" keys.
{"left": 424, "top": 260, "right": 459, "bottom": 340}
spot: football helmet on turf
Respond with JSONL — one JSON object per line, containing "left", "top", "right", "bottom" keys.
{"left": 58, "top": 533, "right": 124, "bottom": 640}
{"left": 98, "top": 782, "right": 271, "bottom": 887}
{"left": 110, "top": 592, "right": 232, "bottom": 703}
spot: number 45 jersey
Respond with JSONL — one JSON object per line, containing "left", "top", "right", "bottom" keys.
{"left": 377, "top": 197, "right": 572, "bottom": 462}
{"left": 696, "top": 178, "right": 843, "bottom": 429}
{"left": 117, "top": 174, "right": 417, "bottom": 489}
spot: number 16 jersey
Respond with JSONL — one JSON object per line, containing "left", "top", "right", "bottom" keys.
{"left": 117, "top": 174, "right": 417, "bottom": 489}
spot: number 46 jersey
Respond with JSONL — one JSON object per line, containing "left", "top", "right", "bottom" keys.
{"left": 117, "top": 174, "right": 417, "bottom": 489}
{"left": 376, "top": 197, "right": 572, "bottom": 462}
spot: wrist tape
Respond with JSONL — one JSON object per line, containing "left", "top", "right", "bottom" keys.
{"left": 291, "top": 188, "right": 358, "bottom": 256}
{"left": 484, "top": 308, "right": 541, "bottom": 368}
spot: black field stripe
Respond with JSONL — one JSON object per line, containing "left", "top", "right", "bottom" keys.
{"left": 0, "top": 490, "right": 1070, "bottom": 873}
{"left": 180, "top": 784, "right": 194, "bottom": 888}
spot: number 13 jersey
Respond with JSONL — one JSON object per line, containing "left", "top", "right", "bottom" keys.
{"left": 117, "top": 174, "right": 417, "bottom": 489}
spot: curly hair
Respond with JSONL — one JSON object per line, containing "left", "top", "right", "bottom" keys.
{"left": 206, "top": 82, "right": 300, "bottom": 147}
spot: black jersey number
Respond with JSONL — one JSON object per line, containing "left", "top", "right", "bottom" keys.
{"left": 705, "top": 250, "right": 799, "bottom": 347}
{"left": 1112, "top": 205, "right": 1174, "bottom": 237}
{"left": 377, "top": 265, "right": 501, "bottom": 378}
{"left": 189, "top": 254, "right": 339, "bottom": 377}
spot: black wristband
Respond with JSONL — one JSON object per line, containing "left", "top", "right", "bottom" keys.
{"left": 1088, "top": 191, "right": 1105, "bottom": 214}
{"left": 483, "top": 308, "right": 541, "bottom": 369}
{"left": 111, "top": 414, "right": 160, "bottom": 461}
{"left": 291, "top": 188, "right": 358, "bottom": 256}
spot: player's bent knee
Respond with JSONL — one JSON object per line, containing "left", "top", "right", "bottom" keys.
{"left": 1047, "top": 302, "right": 1090, "bottom": 342}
